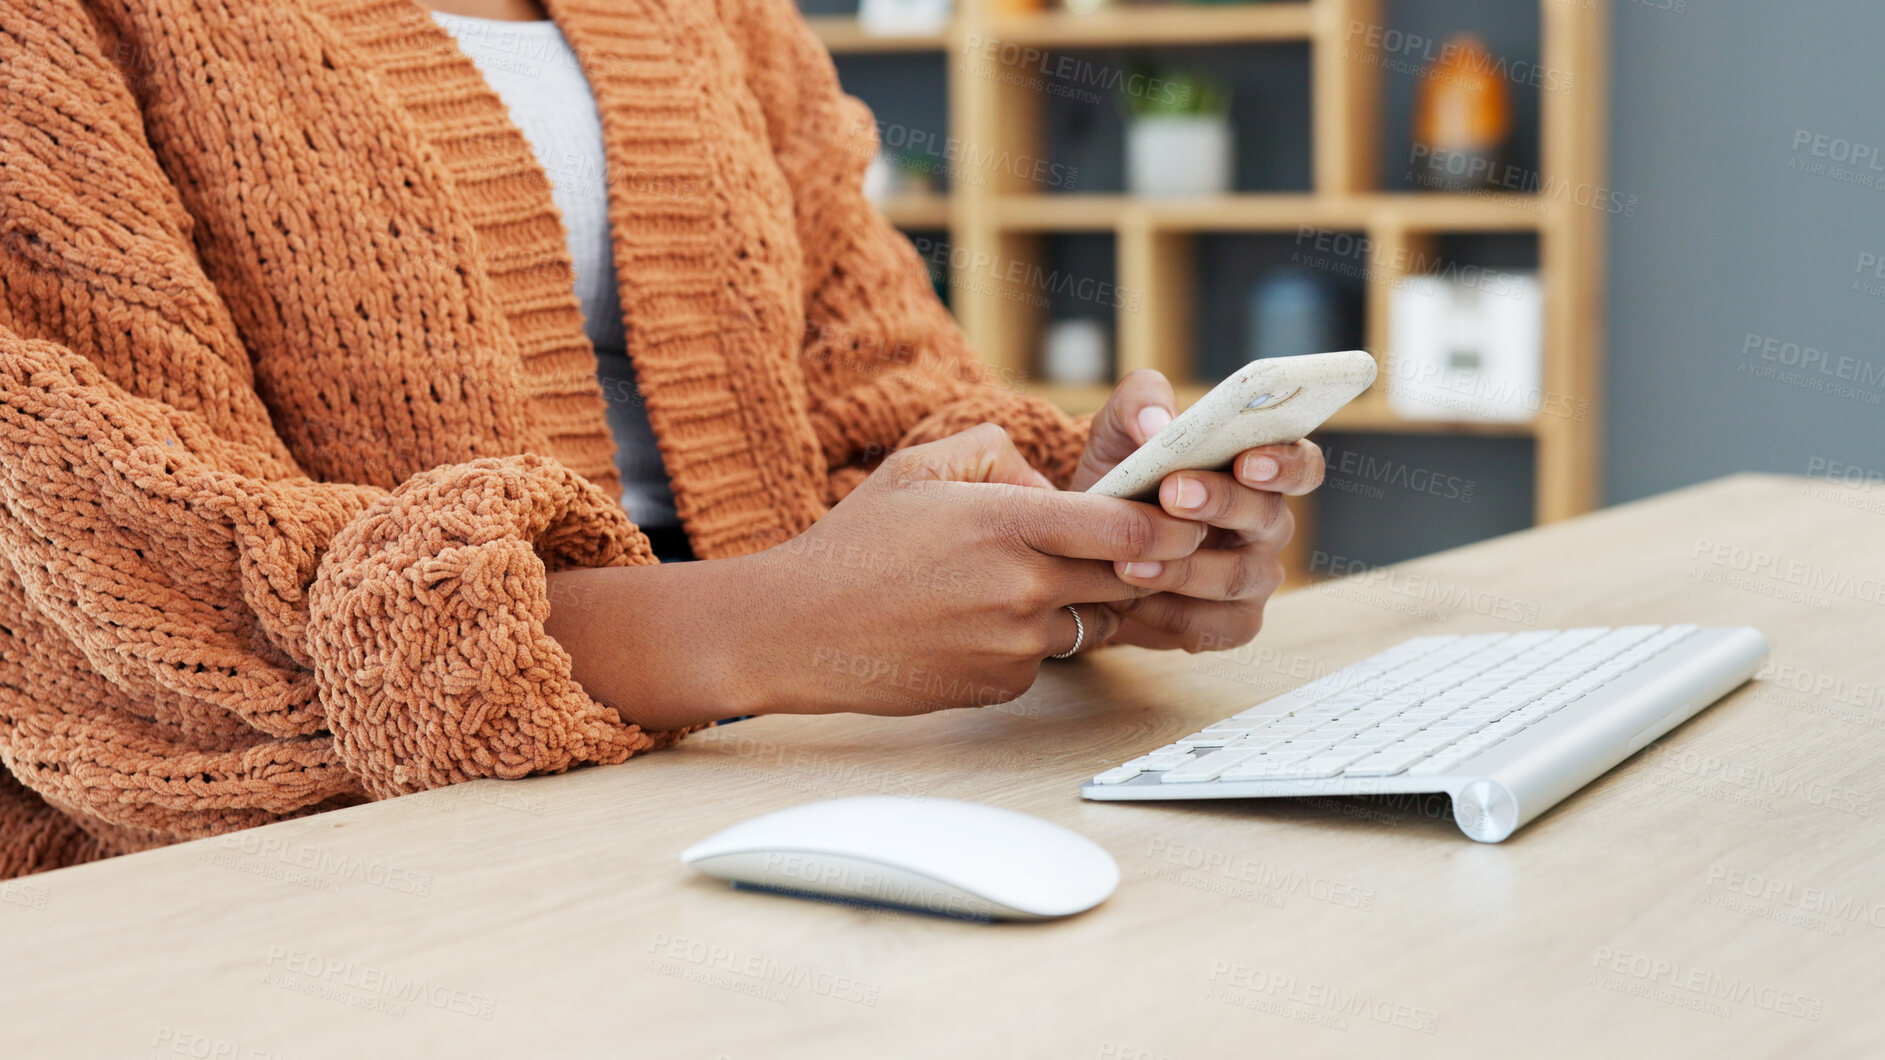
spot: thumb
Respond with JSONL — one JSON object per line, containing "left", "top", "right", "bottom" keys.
{"left": 887, "top": 423, "right": 1056, "bottom": 489}
{"left": 1070, "top": 369, "right": 1176, "bottom": 490}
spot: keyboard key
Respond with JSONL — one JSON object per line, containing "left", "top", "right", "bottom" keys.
{"left": 1343, "top": 750, "right": 1429, "bottom": 777}
{"left": 1091, "top": 766, "right": 1142, "bottom": 785}
{"left": 1654, "top": 624, "right": 1700, "bottom": 643}
{"left": 1161, "top": 749, "right": 1255, "bottom": 783}
{"left": 1408, "top": 753, "right": 1470, "bottom": 776}
{"left": 1271, "top": 737, "right": 1338, "bottom": 758}
{"left": 1125, "top": 754, "right": 1187, "bottom": 771}
{"left": 1426, "top": 716, "right": 1483, "bottom": 731}
{"left": 1221, "top": 755, "right": 1356, "bottom": 781}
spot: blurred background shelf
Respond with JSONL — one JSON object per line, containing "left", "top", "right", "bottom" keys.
{"left": 809, "top": 0, "right": 1609, "bottom": 582}
{"left": 985, "top": 193, "right": 1552, "bottom": 232}
{"left": 877, "top": 192, "right": 954, "bottom": 228}
{"left": 981, "top": 4, "right": 1317, "bottom": 46}
{"left": 1028, "top": 382, "right": 1541, "bottom": 436}
{"left": 805, "top": 16, "right": 949, "bottom": 52}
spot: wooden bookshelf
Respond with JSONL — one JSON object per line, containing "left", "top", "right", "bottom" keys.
{"left": 984, "top": 193, "right": 1553, "bottom": 231}
{"left": 803, "top": 15, "right": 948, "bottom": 52}
{"left": 877, "top": 192, "right": 954, "bottom": 229}
{"left": 981, "top": 4, "right": 1316, "bottom": 46}
{"left": 814, "top": 0, "right": 1609, "bottom": 580}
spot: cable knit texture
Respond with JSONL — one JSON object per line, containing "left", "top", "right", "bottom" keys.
{"left": 0, "top": 0, "right": 1087, "bottom": 876}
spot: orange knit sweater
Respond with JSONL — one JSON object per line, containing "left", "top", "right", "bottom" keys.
{"left": 0, "top": 0, "right": 1088, "bottom": 878}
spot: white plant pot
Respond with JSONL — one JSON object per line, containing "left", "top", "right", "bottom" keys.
{"left": 1126, "top": 115, "right": 1234, "bottom": 197}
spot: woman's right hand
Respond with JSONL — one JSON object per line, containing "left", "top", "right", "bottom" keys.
{"left": 545, "top": 424, "right": 1207, "bottom": 729}
{"left": 730, "top": 424, "right": 1208, "bottom": 717}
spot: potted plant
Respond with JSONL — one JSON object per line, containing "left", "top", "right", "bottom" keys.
{"left": 1124, "top": 69, "right": 1232, "bottom": 197}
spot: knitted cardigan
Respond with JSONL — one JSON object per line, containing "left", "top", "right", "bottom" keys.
{"left": 0, "top": 0, "right": 1089, "bottom": 877}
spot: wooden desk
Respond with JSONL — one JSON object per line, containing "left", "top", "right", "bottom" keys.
{"left": 4, "top": 474, "right": 1880, "bottom": 1057}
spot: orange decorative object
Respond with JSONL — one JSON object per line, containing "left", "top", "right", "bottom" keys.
{"left": 1414, "top": 34, "right": 1512, "bottom": 187}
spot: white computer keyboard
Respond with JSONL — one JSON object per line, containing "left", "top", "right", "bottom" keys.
{"left": 1082, "top": 625, "right": 1769, "bottom": 841}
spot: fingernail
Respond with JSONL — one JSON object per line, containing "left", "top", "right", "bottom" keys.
{"left": 1175, "top": 477, "right": 1206, "bottom": 510}
{"left": 1120, "top": 561, "right": 1162, "bottom": 579}
{"left": 1136, "top": 406, "right": 1172, "bottom": 441}
{"left": 1245, "top": 455, "right": 1279, "bottom": 483}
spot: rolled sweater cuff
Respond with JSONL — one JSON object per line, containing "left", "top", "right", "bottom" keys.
{"left": 306, "top": 455, "right": 683, "bottom": 798}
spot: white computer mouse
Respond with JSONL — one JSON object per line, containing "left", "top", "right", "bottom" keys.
{"left": 680, "top": 795, "right": 1120, "bottom": 921}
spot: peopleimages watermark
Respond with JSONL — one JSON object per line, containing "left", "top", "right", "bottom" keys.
{"left": 1690, "top": 537, "right": 1885, "bottom": 609}
{"left": 1142, "top": 837, "right": 1377, "bottom": 912}
{"left": 1313, "top": 551, "right": 1542, "bottom": 626}
{"left": 798, "top": 318, "right": 1034, "bottom": 400}
{"left": 1703, "top": 863, "right": 1885, "bottom": 937}
{"left": 1290, "top": 226, "right": 1531, "bottom": 300}
{"left": 709, "top": 728, "right": 929, "bottom": 801}
{"left": 432, "top": 17, "right": 584, "bottom": 78}
{"left": 435, "top": 778, "right": 548, "bottom": 817}
{"left": 1588, "top": 947, "right": 1824, "bottom": 1021}
{"left": 749, "top": 853, "right": 987, "bottom": 919}
{"left": 807, "top": 644, "right": 1032, "bottom": 715}
{"left": 906, "top": 235, "right": 1140, "bottom": 313}
{"left": 1192, "top": 641, "right": 1366, "bottom": 694}
{"left": 1853, "top": 251, "right": 1885, "bottom": 297}
{"left": 1740, "top": 332, "right": 1885, "bottom": 389}
{"left": 198, "top": 833, "right": 435, "bottom": 897}
{"left": 1788, "top": 128, "right": 1885, "bottom": 190}
{"left": 957, "top": 35, "right": 1191, "bottom": 110}
{"left": 1321, "top": 442, "right": 1477, "bottom": 504}
{"left": 1639, "top": 742, "right": 1874, "bottom": 818}
{"left": 1754, "top": 658, "right": 1885, "bottom": 731}
{"left": 1805, "top": 455, "right": 1885, "bottom": 489}
{"left": 261, "top": 946, "right": 497, "bottom": 1020}
{"left": 853, "top": 118, "right": 1078, "bottom": 191}
{"left": 646, "top": 932, "right": 880, "bottom": 1007}
{"left": 1405, "top": 146, "right": 1641, "bottom": 216}
{"left": 1386, "top": 354, "right": 1590, "bottom": 423}
{"left": 1206, "top": 963, "right": 1440, "bottom": 1034}
{"left": 1, "top": 877, "right": 50, "bottom": 911}
{"left": 1345, "top": 22, "right": 1572, "bottom": 93}
{"left": 1798, "top": 456, "right": 1885, "bottom": 517}
{"left": 1097, "top": 1042, "right": 1175, "bottom": 1060}
{"left": 151, "top": 1025, "right": 293, "bottom": 1060}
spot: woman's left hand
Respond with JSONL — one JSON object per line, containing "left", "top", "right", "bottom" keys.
{"left": 1067, "top": 368, "right": 1326, "bottom": 652}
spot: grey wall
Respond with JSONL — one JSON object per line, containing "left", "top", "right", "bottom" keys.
{"left": 1604, "top": 0, "right": 1885, "bottom": 503}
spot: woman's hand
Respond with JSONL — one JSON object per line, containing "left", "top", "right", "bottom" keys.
{"left": 1068, "top": 369, "right": 1327, "bottom": 653}
{"left": 546, "top": 424, "right": 1208, "bottom": 728}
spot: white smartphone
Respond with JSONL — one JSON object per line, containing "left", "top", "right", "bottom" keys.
{"left": 1086, "top": 350, "right": 1378, "bottom": 501}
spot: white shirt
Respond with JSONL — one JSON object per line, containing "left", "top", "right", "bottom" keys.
{"left": 431, "top": 11, "right": 678, "bottom": 529}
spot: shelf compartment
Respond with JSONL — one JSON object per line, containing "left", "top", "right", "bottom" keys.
{"left": 876, "top": 193, "right": 952, "bottom": 228}
{"left": 1019, "top": 42, "right": 1313, "bottom": 196}
{"left": 978, "top": 4, "right": 1315, "bottom": 48}
{"left": 987, "top": 193, "right": 1551, "bottom": 233}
